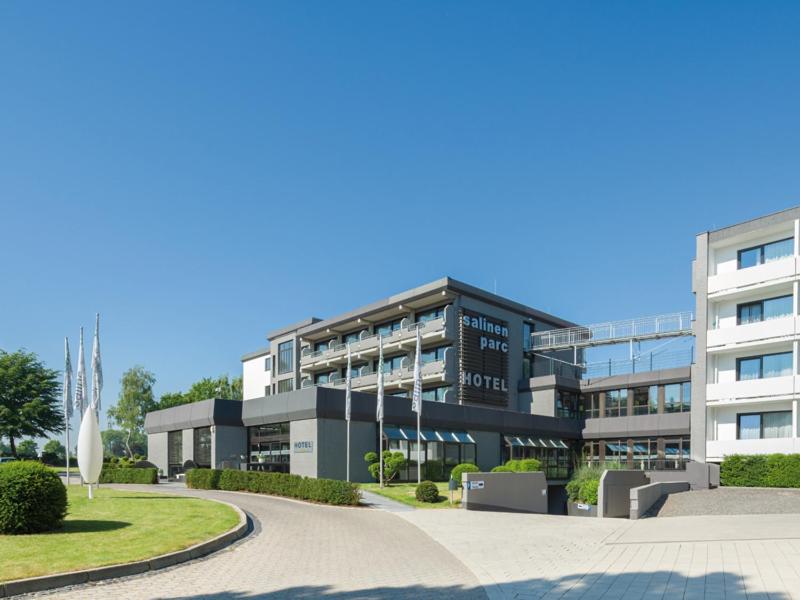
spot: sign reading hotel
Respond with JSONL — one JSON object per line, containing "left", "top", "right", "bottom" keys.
{"left": 458, "top": 309, "right": 509, "bottom": 406}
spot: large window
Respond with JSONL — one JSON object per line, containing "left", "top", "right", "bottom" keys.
{"left": 664, "top": 384, "right": 682, "bottom": 413}
{"left": 264, "top": 356, "right": 272, "bottom": 372}
{"left": 416, "top": 305, "right": 447, "bottom": 323}
{"left": 249, "top": 423, "right": 290, "bottom": 473}
{"left": 314, "top": 338, "right": 336, "bottom": 353}
{"left": 604, "top": 389, "right": 628, "bottom": 418}
{"left": 584, "top": 393, "right": 600, "bottom": 419}
{"left": 632, "top": 386, "right": 658, "bottom": 416}
{"left": 556, "top": 390, "right": 580, "bottom": 418}
{"left": 314, "top": 371, "right": 337, "bottom": 385}
{"left": 736, "top": 351, "right": 793, "bottom": 380}
{"left": 421, "top": 345, "right": 448, "bottom": 365}
{"left": 374, "top": 318, "right": 403, "bottom": 337}
{"left": 421, "top": 385, "right": 450, "bottom": 402}
{"left": 738, "top": 411, "right": 792, "bottom": 439}
{"left": 738, "top": 237, "right": 794, "bottom": 269}
{"left": 193, "top": 427, "right": 212, "bottom": 468}
{"left": 374, "top": 354, "right": 405, "bottom": 374}
{"left": 342, "top": 329, "right": 368, "bottom": 345}
{"left": 278, "top": 340, "right": 294, "bottom": 374}
{"left": 277, "top": 379, "right": 294, "bottom": 393}
{"left": 737, "top": 295, "right": 793, "bottom": 325}
{"left": 342, "top": 363, "right": 367, "bottom": 379}
{"left": 168, "top": 430, "right": 183, "bottom": 477}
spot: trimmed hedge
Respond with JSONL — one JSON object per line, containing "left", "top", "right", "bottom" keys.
{"left": 186, "top": 468, "right": 360, "bottom": 506}
{"left": 491, "top": 465, "right": 513, "bottom": 473}
{"left": 0, "top": 461, "right": 67, "bottom": 534}
{"left": 450, "top": 463, "right": 479, "bottom": 483}
{"left": 503, "top": 458, "right": 541, "bottom": 473}
{"left": 415, "top": 480, "right": 440, "bottom": 503}
{"left": 99, "top": 467, "right": 158, "bottom": 484}
{"left": 721, "top": 454, "right": 800, "bottom": 488}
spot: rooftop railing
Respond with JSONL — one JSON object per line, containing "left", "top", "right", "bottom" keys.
{"left": 532, "top": 347, "right": 694, "bottom": 380}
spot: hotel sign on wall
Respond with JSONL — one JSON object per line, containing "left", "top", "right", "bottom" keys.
{"left": 458, "top": 309, "right": 509, "bottom": 406}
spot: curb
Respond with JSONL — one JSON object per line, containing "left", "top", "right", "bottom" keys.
{"left": 0, "top": 499, "right": 249, "bottom": 598}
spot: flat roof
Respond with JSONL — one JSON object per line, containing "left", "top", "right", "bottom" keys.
{"left": 699, "top": 205, "right": 800, "bottom": 242}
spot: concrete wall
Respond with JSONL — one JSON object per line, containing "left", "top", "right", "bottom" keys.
{"left": 243, "top": 353, "right": 271, "bottom": 400}
{"left": 469, "top": 429, "right": 501, "bottom": 471}
{"left": 316, "top": 417, "right": 376, "bottom": 482}
{"left": 647, "top": 461, "right": 718, "bottom": 490}
{"left": 290, "top": 418, "right": 318, "bottom": 478}
{"left": 147, "top": 432, "right": 168, "bottom": 476}
{"left": 182, "top": 429, "right": 194, "bottom": 465}
{"left": 213, "top": 425, "right": 247, "bottom": 469}
{"left": 598, "top": 470, "right": 648, "bottom": 519}
{"left": 692, "top": 232, "right": 709, "bottom": 463}
{"left": 462, "top": 471, "right": 548, "bottom": 513}
{"left": 630, "top": 481, "right": 689, "bottom": 520}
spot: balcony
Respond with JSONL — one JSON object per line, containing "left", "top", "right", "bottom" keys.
{"left": 707, "top": 316, "right": 796, "bottom": 351}
{"left": 706, "top": 375, "right": 795, "bottom": 403}
{"left": 300, "top": 348, "right": 454, "bottom": 392}
{"left": 299, "top": 306, "right": 454, "bottom": 370}
{"left": 707, "top": 438, "right": 800, "bottom": 461}
{"left": 708, "top": 256, "right": 797, "bottom": 296}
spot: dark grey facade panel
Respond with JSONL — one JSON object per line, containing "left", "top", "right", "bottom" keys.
{"left": 144, "top": 398, "right": 243, "bottom": 434}
{"left": 581, "top": 412, "right": 691, "bottom": 440}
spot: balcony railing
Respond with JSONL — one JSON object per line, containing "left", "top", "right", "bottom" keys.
{"left": 583, "top": 459, "right": 688, "bottom": 471}
{"left": 301, "top": 356, "right": 449, "bottom": 390}
{"left": 532, "top": 348, "right": 694, "bottom": 381}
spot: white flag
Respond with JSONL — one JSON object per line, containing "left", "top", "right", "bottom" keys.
{"left": 376, "top": 336, "right": 384, "bottom": 422}
{"left": 74, "top": 327, "right": 86, "bottom": 416}
{"left": 64, "top": 337, "right": 73, "bottom": 420}
{"left": 411, "top": 327, "right": 422, "bottom": 414}
{"left": 90, "top": 313, "right": 103, "bottom": 415}
{"left": 345, "top": 346, "right": 352, "bottom": 421}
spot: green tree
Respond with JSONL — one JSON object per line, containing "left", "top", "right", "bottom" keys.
{"left": 157, "top": 374, "right": 243, "bottom": 410}
{"left": 17, "top": 439, "right": 38, "bottom": 459}
{"left": 157, "top": 392, "right": 188, "bottom": 410}
{"left": 0, "top": 350, "right": 63, "bottom": 457}
{"left": 0, "top": 439, "right": 10, "bottom": 456}
{"left": 42, "top": 439, "right": 66, "bottom": 465}
{"left": 107, "top": 366, "right": 157, "bottom": 459}
{"left": 364, "top": 451, "right": 407, "bottom": 485}
{"left": 102, "top": 428, "right": 146, "bottom": 458}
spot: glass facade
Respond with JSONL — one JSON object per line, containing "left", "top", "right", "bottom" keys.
{"left": 248, "top": 423, "right": 290, "bottom": 472}
{"left": 604, "top": 389, "right": 628, "bottom": 417}
{"left": 556, "top": 390, "right": 580, "bottom": 418}
{"left": 193, "top": 427, "right": 212, "bottom": 468}
{"left": 382, "top": 425, "right": 476, "bottom": 482}
{"left": 167, "top": 430, "right": 183, "bottom": 478}
{"left": 583, "top": 436, "right": 690, "bottom": 470}
{"left": 278, "top": 340, "right": 294, "bottom": 374}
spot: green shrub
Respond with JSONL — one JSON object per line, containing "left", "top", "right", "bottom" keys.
{"left": 0, "top": 461, "right": 67, "bottom": 534}
{"left": 366, "top": 451, "right": 406, "bottom": 484}
{"left": 450, "top": 462, "right": 479, "bottom": 483}
{"left": 363, "top": 451, "right": 378, "bottom": 465}
{"left": 579, "top": 479, "right": 599, "bottom": 505}
{"left": 721, "top": 454, "right": 800, "bottom": 488}
{"left": 504, "top": 459, "right": 520, "bottom": 472}
{"left": 491, "top": 465, "right": 513, "bottom": 473}
{"left": 415, "top": 480, "right": 440, "bottom": 503}
{"left": 186, "top": 468, "right": 221, "bottom": 490}
{"left": 186, "top": 468, "right": 360, "bottom": 506}
{"left": 516, "top": 459, "right": 542, "bottom": 472}
{"left": 99, "top": 467, "right": 158, "bottom": 484}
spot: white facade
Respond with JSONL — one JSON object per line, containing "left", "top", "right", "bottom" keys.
{"left": 242, "top": 352, "right": 272, "bottom": 400}
{"left": 702, "top": 216, "right": 800, "bottom": 462}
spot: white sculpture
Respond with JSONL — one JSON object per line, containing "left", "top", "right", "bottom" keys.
{"left": 77, "top": 408, "right": 104, "bottom": 498}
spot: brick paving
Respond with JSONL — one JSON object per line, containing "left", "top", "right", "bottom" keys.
{"left": 655, "top": 486, "right": 800, "bottom": 517}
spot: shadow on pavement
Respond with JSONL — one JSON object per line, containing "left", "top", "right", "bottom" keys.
{"left": 154, "top": 569, "right": 786, "bottom": 599}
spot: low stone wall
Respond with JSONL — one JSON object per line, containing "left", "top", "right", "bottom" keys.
{"left": 630, "top": 481, "right": 689, "bottom": 520}
{"left": 462, "top": 471, "right": 548, "bottom": 513}
{"left": 598, "top": 470, "right": 648, "bottom": 518}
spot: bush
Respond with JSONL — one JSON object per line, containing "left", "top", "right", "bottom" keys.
{"left": 185, "top": 468, "right": 360, "bottom": 506}
{"left": 415, "top": 480, "right": 440, "bottom": 503}
{"left": 491, "top": 465, "right": 513, "bottom": 473}
{"left": 186, "top": 468, "right": 221, "bottom": 490}
{"left": 366, "top": 451, "right": 406, "bottom": 484}
{"left": 721, "top": 454, "right": 800, "bottom": 488}
{"left": 0, "top": 461, "right": 67, "bottom": 534}
{"left": 504, "top": 459, "right": 520, "bottom": 472}
{"left": 579, "top": 479, "right": 599, "bottom": 505}
{"left": 363, "top": 451, "right": 378, "bottom": 465}
{"left": 502, "top": 458, "right": 542, "bottom": 473}
{"left": 450, "top": 462, "right": 479, "bottom": 483}
{"left": 99, "top": 467, "right": 158, "bottom": 484}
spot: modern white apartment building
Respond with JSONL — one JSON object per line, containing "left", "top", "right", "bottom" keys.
{"left": 693, "top": 207, "right": 800, "bottom": 462}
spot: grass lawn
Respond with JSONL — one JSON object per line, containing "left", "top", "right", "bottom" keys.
{"left": 45, "top": 465, "right": 80, "bottom": 473}
{"left": 0, "top": 485, "right": 240, "bottom": 582}
{"left": 361, "top": 482, "right": 462, "bottom": 509}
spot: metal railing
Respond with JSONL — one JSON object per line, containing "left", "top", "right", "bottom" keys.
{"left": 531, "top": 311, "right": 693, "bottom": 351}
{"left": 583, "top": 348, "right": 694, "bottom": 379}
{"left": 583, "top": 459, "right": 688, "bottom": 471}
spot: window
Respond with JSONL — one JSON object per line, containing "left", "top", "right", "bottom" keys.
{"left": 374, "top": 318, "right": 403, "bottom": 337}
{"left": 664, "top": 384, "right": 681, "bottom": 413}
{"left": 556, "top": 390, "right": 579, "bottom": 418}
{"left": 737, "top": 352, "right": 793, "bottom": 380}
{"left": 168, "top": 431, "right": 182, "bottom": 466}
{"left": 389, "top": 390, "right": 408, "bottom": 398}
{"left": 416, "top": 305, "right": 447, "bottom": 323}
{"left": 193, "top": 427, "right": 212, "bottom": 468}
{"left": 314, "top": 371, "right": 337, "bottom": 385}
{"left": 264, "top": 386, "right": 271, "bottom": 396}
{"left": 277, "top": 379, "right": 293, "bottom": 393}
{"left": 523, "top": 322, "right": 534, "bottom": 351}
{"left": 585, "top": 393, "right": 600, "bottom": 419}
{"left": 681, "top": 382, "right": 691, "bottom": 409}
{"left": 342, "top": 329, "right": 368, "bottom": 345}
{"left": 737, "top": 295, "right": 793, "bottom": 325}
{"left": 633, "top": 386, "right": 657, "bottom": 415}
{"left": 314, "top": 339, "right": 335, "bottom": 353}
{"left": 422, "top": 386, "right": 450, "bottom": 402}
{"left": 738, "top": 237, "right": 794, "bottom": 269}
{"left": 374, "top": 354, "right": 405, "bottom": 374}
{"left": 604, "top": 389, "right": 628, "bottom": 418}
{"left": 421, "top": 345, "right": 448, "bottom": 365}
{"left": 737, "top": 411, "right": 792, "bottom": 439}
{"left": 342, "top": 363, "right": 367, "bottom": 379}
{"left": 277, "top": 341, "right": 294, "bottom": 374}
{"left": 264, "top": 356, "right": 272, "bottom": 372}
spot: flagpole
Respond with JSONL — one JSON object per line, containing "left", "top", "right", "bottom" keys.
{"left": 412, "top": 327, "right": 422, "bottom": 486}
{"left": 377, "top": 335, "right": 384, "bottom": 489}
{"left": 64, "top": 337, "right": 73, "bottom": 488}
{"left": 345, "top": 346, "right": 352, "bottom": 483}
{"left": 417, "top": 406, "right": 421, "bottom": 485}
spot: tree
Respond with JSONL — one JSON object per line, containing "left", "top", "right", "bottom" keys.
{"left": 0, "top": 350, "right": 63, "bottom": 457}
{"left": 0, "top": 439, "right": 10, "bottom": 457}
{"left": 157, "top": 374, "right": 243, "bottom": 410}
{"left": 364, "top": 451, "right": 407, "bottom": 485}
{"left": 42, "top": 439, "right": 66, "bottom": 465}
{"left": 102, "top": 428, "right": 146, "bottom": 458}
{"left": 17, "top": 439, "right": 38, "bottom": 459}
{"left": 107, "top": 366, "right": 157, "bottom": 458}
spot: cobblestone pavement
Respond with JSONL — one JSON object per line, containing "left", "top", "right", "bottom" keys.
{"left": 401, "top": 509, "right": 800, "bottom": 599}
{"left": 29, "top": 485, "right": 486, "bottom": 599}
{"left": 656, "top": 487, "right": 800, "bottom": 517}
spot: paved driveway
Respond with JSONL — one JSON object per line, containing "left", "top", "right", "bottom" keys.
{"left": 31, "top": 484, "right": 486, "bottom": 599}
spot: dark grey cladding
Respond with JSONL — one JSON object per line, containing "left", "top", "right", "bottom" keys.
{"left": 241, "top": 386, "right": 582, "bottom": 439}
{"left": 581, "top": 412, "right": 690, "bottom": 440}
{"left": 144, "top": 398, "right": 244, "bottom": 434}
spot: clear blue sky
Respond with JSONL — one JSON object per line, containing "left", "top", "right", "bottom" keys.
{"left": 1, "top": 2, "right": 799, "bottom": 433}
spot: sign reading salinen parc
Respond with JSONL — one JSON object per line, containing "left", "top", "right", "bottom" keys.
{"left": 458, "top": 308, "right": 509, "bottom": 406}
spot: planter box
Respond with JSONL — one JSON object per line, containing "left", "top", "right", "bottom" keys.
{"left": 567, "top": 501, "right": 597, "bottom": 517}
